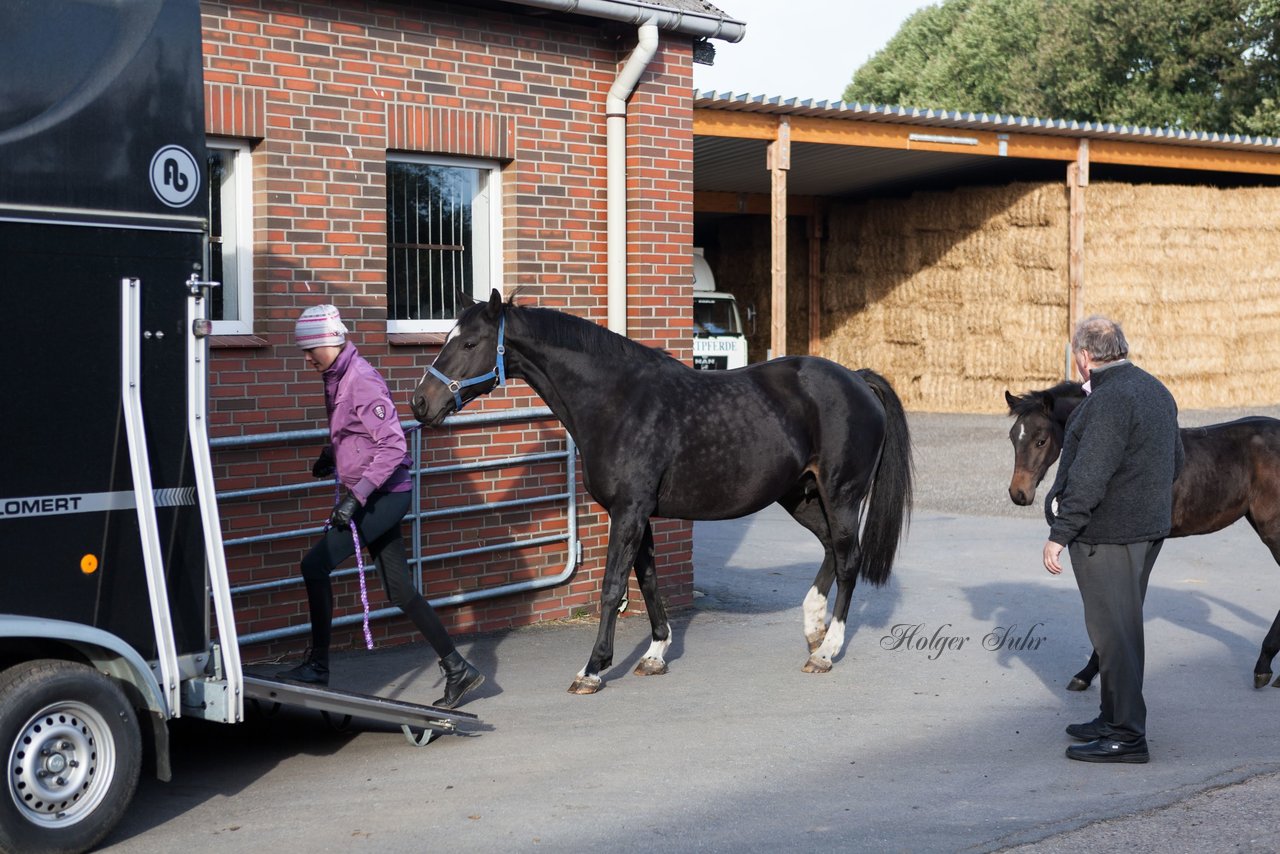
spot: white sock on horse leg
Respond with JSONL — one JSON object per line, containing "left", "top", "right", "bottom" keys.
{"left": 642, "top": 631, "right": 671, "bottom": 663}
{"left": 815, "top": 618, "right": 846, "bottom": 662}
{"left": 802, "top": 587, "right": 829, "bottom": 638}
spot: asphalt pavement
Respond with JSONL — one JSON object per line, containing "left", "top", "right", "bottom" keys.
{"left": 98, "top": 403, "right": 1280, "bottom": 853}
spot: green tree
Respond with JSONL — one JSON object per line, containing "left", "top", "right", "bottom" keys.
{"left": 845, "top": 0, "right": 1280, "bottom": 137}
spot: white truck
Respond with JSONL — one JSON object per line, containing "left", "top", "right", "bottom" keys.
{"left": 691, "top": 247, "right": 749, "bottom": 370}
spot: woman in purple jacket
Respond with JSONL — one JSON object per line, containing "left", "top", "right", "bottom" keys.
{"left": 280, "top": 304, "right": 483, "bottom": 709}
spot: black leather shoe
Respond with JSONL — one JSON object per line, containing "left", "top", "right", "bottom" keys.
{"left": 1066, "top": 737, "right": 1149, "bottom": 764}
{"left": 434, "top": 650, "right": 484, "bottom": 709}
{"left": 280, "top": 659, "right": 329, "bottom": 686}
{"left": 1065, "top": 719, "right": 1104, "bottom": 741}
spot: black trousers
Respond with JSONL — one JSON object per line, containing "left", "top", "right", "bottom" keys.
{"left": 1069, "top": 539, "right": 1163, "bottom": 742}
{"left": 300, "top": 489, "right": 454, "bottom": 664}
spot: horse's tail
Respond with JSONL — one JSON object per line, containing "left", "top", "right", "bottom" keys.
{"left": 855, "top": 368, "right": 914, "bottom": 587}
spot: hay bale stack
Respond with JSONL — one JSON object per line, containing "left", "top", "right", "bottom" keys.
{"left": 1084, "top": 182, "right": 1280, "bottom": 409}
{"left": 823, "top": 182, "right": 1069, "bottom": 412}
{"left": 702, "top": 178, "right": 1280, "bottom": 413}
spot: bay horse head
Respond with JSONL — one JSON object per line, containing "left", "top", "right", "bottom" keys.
{"left": 1003, "top": 381, "right": 1085, "bottom": 505}
{"left": 410, "top": 289, "right": 508, "bottom": 426}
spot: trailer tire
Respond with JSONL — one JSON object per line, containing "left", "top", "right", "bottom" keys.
{"left": 0, "top": 660, "right": 142, "bottom": 854}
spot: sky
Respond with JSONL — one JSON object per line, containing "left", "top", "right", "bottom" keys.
{"left": 692, "top": 0, "right": 940, "bottom": 102}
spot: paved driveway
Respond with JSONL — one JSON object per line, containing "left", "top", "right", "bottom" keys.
{"left": 100, "top": 406, "right": 1280, "bottom": 852}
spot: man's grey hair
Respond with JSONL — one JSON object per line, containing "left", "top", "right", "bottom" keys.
{"left": 1071, "top": 314, "right": 1128, "bottom": 362}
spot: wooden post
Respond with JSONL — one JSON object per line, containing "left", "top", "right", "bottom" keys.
{"left": 807, "top": 201, "right": 824, "bottom": 355}
{"left": 1067, "top": 139, "right": 1088, "bottom": 376}
{"left": 767, "top": 117, "right": 790, "bottom": 359}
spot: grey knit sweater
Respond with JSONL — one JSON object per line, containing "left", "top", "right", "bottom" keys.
{"left": 1045, "top": 360, "right": 1184, "bottom": 546}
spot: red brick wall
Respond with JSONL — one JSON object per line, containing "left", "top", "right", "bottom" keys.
{"left": 200, "top": 0, "right": 695, "bottom": 660}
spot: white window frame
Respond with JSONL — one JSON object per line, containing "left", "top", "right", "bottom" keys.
{"left": 206, "top": 138, "right": 255, "bottom": 335}
{"left": 386, "top": 153, "right": 503, "bottom": 334}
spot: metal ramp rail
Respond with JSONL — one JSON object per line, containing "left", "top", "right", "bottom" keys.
{"left": 242, "top": 673, "right": 481, "bottom": 746}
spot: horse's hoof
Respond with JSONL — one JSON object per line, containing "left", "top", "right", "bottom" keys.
{"left": 801, "top": 656, "right": 832, "bottom": 674}
{"left": 1067, "top": 677, "right": 1090, "bottom": 692}
{"left": 806, "top": 630, "right": 827, "bottom": 653}
{"left": 1255, "top": 671, "right": 1273, "bottom": 689}
{"left": 633, "top": 657, "right": 668, "bottom": 676}
{"left": 568, "top": 675, "right": 604, "bottom": 694}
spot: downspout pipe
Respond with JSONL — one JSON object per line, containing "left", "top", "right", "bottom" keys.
{"left": 606, "top": 20, "right": 658, "bottom": 335}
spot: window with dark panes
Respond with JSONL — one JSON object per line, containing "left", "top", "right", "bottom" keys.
{"left": 387, "top": 156, "right": 497, "bottom": 332}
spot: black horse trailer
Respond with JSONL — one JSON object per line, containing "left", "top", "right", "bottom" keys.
{"left": 0, "top": 3, "right": 475, "bottom": 852}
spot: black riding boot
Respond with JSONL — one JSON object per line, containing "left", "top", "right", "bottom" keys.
{"left": 281, "top": 575, "right": 333, "bottom": 686}
{"left": 434, "top": 650, "right": 484, "bottom": 708}
{"left": 280, "top": 650, "right": 330, "bottom": 686}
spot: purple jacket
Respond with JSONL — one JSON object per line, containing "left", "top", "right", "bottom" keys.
{"left": 323, "top": 344, "right": 411, "bottom": 504}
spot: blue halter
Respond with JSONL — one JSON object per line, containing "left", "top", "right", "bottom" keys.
{"left": 425, "top": 313, "right": 506, "bottom": 412}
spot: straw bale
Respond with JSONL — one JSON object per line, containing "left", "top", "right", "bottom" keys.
{"left": 880, "top": 306, "right": 925, "bottom": 345}
{"left": 906, "top": 182, "right": 1056, "bottom": 231}
{"left": 1005, "top": 184, "right": 1058, "bottom": 228}
{"left": 960, "top": 336, "right": 1064, "bottom": 380}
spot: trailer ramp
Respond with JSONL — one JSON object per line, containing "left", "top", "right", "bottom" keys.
{"left": 243, "top": 674, "right": 480, "bottom": 746}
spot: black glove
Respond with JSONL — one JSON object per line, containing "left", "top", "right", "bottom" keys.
{"left": 312, "top": 446, "right": 335, "bottom": 479}
{"left": 329, "top": 491, "right": 360, "bottom": 528}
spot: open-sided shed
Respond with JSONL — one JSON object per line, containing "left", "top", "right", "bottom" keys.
{"left": 692, "top": 93, "right": 1280, "bottom": 411}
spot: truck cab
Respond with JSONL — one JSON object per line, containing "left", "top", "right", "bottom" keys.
{"left": 691, "top": 247, "right": 749, "bottom": 370}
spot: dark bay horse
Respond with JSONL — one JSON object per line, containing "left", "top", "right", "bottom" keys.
{"left": 1005, "top": 381, "right": 1280, "bottom": 690}
{"left": 411, "top": 290, "right": 913, "bottom": 694}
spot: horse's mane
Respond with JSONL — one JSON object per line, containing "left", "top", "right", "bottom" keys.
{"left": 512, "top": 302, "right": 675, "bottom": 365}
{"left": 1007, "top": 380, "right": 1085, "bottom": 417}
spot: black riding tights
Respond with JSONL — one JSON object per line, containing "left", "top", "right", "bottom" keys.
{"left": 300, "top": 489, "right": 454, "bottom": 666}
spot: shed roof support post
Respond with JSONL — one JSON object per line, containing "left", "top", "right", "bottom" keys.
{"left": 1067, "top": 138, "right": 1089, "bottom": 377}
{"left": 807, "top": 201, "right": 824, "bottom": 355}
{"left": 768, "top": 116, "right": 790, "bottom": 358}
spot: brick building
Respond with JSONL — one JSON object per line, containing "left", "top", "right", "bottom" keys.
{"left": 198, "top": 0, "right": 744, "bottom": 657}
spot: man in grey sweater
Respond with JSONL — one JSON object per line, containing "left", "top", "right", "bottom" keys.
{"left": 1042, "top": 315, "right": 1184, "bottom": 763}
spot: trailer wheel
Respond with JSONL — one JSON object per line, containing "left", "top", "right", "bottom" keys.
{"left": 0, "top": 660, "right": 142, "bottom": 854}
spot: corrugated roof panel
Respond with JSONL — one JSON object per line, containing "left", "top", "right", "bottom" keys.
{"left": 694, "top": 91, "right": 1280, "bottom": 152}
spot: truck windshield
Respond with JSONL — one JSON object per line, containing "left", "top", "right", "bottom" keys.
{"left": 693, "top": 297, "right": 743, "bottom": 337}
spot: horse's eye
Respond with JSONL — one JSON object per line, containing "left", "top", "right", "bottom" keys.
{"left": 1035, "top": 438, "right": 1047, "bottom": 447}
{"left": 464, "top": 340, "right": 477, "bottom": 350}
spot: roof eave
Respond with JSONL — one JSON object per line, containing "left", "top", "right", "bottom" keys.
{"left": 502, "top": 0, "right": 746, "bottom": 42}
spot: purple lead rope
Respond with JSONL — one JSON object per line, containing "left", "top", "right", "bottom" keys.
{"left": 328, "top": 484, "right": 374, "bottom": 650}
{"left": 325, "top": 428, "right": 420, "bottom": 651}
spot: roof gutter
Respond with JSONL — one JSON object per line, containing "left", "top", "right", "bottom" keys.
{"left": 509, "top": 0, "right": 746, "bottom": 42}
{"left": 606, "top": 20, "right": 658, "bottom": 334}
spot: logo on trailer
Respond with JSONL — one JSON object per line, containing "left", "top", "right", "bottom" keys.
{"left": 149, "top": 144, "right": 201, "bottom": 208}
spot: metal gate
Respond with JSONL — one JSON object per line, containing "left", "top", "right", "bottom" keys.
{"left": 210, "top": 407, "right": 579, "bottom": 644}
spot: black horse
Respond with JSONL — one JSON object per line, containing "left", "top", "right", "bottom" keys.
{"left": 1005, "top": 381, "right": 1280, "bottom": 690}
{"left": 411, "top": 290, "right": 913, "bottom": 694}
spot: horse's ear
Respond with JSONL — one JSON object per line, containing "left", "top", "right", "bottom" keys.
{"left": 1004, "top": 390, "right": 1019, "bottom": 412}
{"left": 484, "top": 288, "right": 503, "bottom": 319}
{"left": 455, "top": 287, "right": 478, "bottom": 308}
